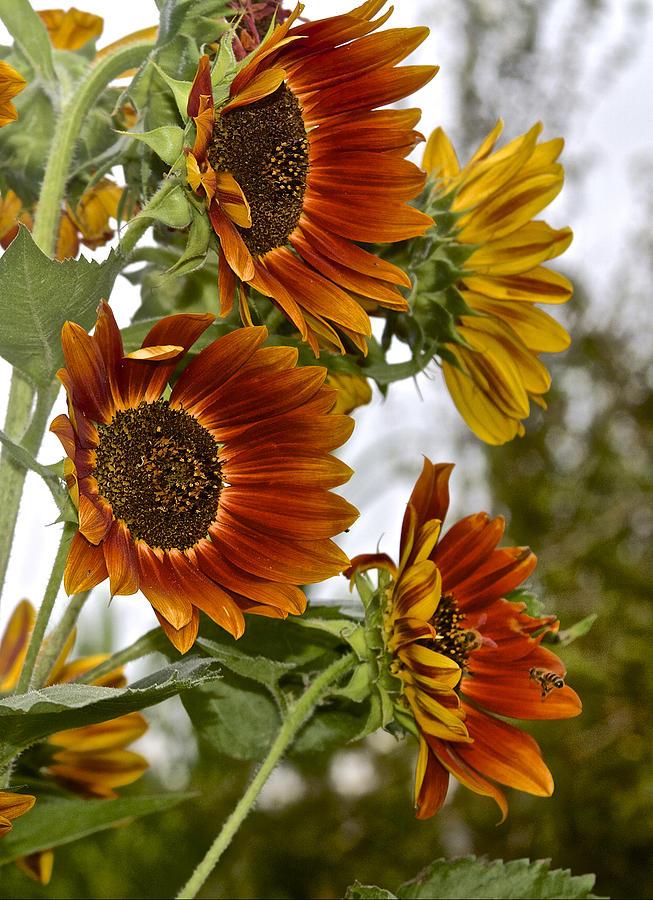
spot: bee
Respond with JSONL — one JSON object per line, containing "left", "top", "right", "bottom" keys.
{"left": 460, "top": 629, "right": 484, "bottom": 653}
{"left": 529, "top": 667, "right": 565, "bottom": 699}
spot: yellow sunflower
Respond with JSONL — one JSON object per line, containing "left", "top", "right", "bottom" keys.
{"left": 424, "top": 122, "right": 573, "bottom": 444}
{"left": 0, "top": 600, "right": 148, "bottom": 885}
{"left": 185, "top": 1, "right": 436, "bottom": 355}
{"left": 348, "top": 459, "right": 581, "bottom": 819}
{"left": 0, "top": 60, "right": 27, "bottom": 128}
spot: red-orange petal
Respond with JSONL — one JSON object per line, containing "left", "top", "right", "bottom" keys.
{"left": 135, "top": 544, "right": 193, "bottom": 630}
{"left": 167, "top": 548, "right": 245, "bottom": 639}
{"left": 103, "top": 520, "right": 139, "bottom": 595}
{"left": 208, "top": 202, "right": 255, "bottom": 282}
{"left": 155, "top": 609, "right": 199, "bottom": 655}
{"left": 78, "top": 493, "right": 112, "bottom": 545}
{"left": 61, "top": 321, "right": 114, "bottom": 423}
{"left": 64, "top": 532, "right": 108, "bottom": 594}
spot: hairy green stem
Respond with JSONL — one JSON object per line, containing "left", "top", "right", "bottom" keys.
{"left": 32, "top": 39, "right": 155, "bottom": 257}
{"left": 0, "top": 381, "right": 59, "bottom": 604}
{"left": 176, "top": 652, "right": 357, "bottom": 900}
{"left": 75, "top": 628, "right": 167, "bottom": 684}
{"left": 14, "top": 522, "right": 75, "bottom": 694}
{"left": 30, "top": 590, "right": 91, "bottom": 689}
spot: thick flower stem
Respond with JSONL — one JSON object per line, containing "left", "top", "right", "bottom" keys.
{"left": 14, "top": 522, "right": 75, "bottom": 694}
{"left": 176, "top": 652, "right": 357, "bottom": 900}
{"left": 32, "top": 39, "right": 156, "bottom": 257}
{"left": 0, "top": 380, "right": 59, "bottom": 604}
{"left": 30, "top": 590, "right": 91, "bottom": 689}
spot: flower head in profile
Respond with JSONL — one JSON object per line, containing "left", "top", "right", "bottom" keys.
{"left": 0, "top": 599, "right": 148, "bottom": 884}
{"left": 185, "top": 1, "right": 436, "bottom": 355}
{"left": 423, "top": 122, "right": 573, "bottom": 444}
{"left": 228, "top": 1, "right": 292, "bottom": 59}
{"left": 0, "top": 60, "right": 27, "bottom": 127}
{"left": 51, "top": 303, "right": 357, "bottom": 653}
{"left": 348, "top": 459, "right": 581, "bottom": 819}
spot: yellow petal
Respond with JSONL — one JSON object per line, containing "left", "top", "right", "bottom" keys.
{"left": 463, "top": 266, "right": 573, "bottom": 304}
{"left": 463, "top": 292, "right": 571, "bottom": 353}
{"left": 0, "top": 600, "right": 35, "bottom": 690}
{"left": 124, "top": 345, "right": 184, "bottom": 361}
{"left": 466, "top": 222, "right": 573, "bottom": 276}
{"left": 423, "top": 127, "right": 460, "bottom": 180}
{"left": 38, "top": 8, "right": 103, "bottom": 50}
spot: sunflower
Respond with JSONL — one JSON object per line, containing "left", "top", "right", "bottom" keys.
{"left": 0, "top": 60, "right": 27, "bottom": 128}
{"left": 348, "top": 458, "right": 581, "bottom": 819}
{"left": 0, "top": 179, "right": 124, "bottom": 260}
{"left": 423, "top": 122, "right": 573, "bottom": 444}
{"left": 37, "top": 7, "right": 104, "bottom": 50}
{"left": 0, "top": 599, "right": 148, "bottom": 884}
{"left": 50, "top": 303, "right": 357, "bottom": 653}
{"left": 185, "top": 0, "right": 436, "bottom": 355}
{"left": 0, "top": 792, "right": 35, "bottom": 837}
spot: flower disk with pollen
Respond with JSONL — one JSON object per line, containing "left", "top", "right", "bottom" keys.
{"left": 95, "top": 400, "right": 223, "bottom": 551}
{"left": 209, "top": 85, "right": 309, "bottom": 257}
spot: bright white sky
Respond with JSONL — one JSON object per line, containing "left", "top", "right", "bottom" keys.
{"left": 0, "top": 0, "right": 650, "bottom": 647}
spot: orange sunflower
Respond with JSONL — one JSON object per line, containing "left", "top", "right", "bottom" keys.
{"left": 37, "top": 7, "right": 104, "bottom": 50}
{"left": 50, "top": 303, "right": 357, "bottom": 653}
{"left": 423, "top": 122, "right": 573, "bottom": 444}
{"left": 348, "top": 458, "right": 581, "bottom": 819}
{"left": 0, "top": 599, "right": 148, "bottom": 885}
{"left": 185, "top": 0, "right": 436, "bottom": 355}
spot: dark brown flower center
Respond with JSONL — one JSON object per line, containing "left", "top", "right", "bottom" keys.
{"left": 430, "top": 594, "right": 477, "bottom": 669}
{"left": 209, "top": 84, "right": 309, "bottom": 257}
{"left": 95, "top": 400, "right": 223, "bottom": 551}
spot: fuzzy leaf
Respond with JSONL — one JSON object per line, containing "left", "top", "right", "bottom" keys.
{"left": 0, "top": 0, "right": 56, "bottom": 83}
{"left": 0, "top": 657, "right": 221, "bottom": 766}
{"left": 0, "top": 228, "right": 122, "bottom": 387}
{"left": 119, "top": 125, "right": 185, "bottom": 166}
{"left": 397, "top": 857, "right": 604, "bottom": 899}
{"left": 0, "top": 793, "right": 194, "bottom": 866}
{"left": 197, "top": 638, "right": 295, "bottom": 688}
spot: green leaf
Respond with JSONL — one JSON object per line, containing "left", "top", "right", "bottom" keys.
{"left": 0, "top": 229, "right": 122, "bottom": 387}
{"left": 550, "top": 613, "right": 598, "bottom": 647}
{"left": 397, "top": 857, "right": 604, "bottom": 899}
{"left": 164, "top": 205, "right": 211, "bottom": 276}
{"left": 345, "top": 883, "right": 397, "bottom": 900}
{"left": 197, "top": 638, "right": 295, "bottom": 690}
{"left": 0, "top": 793, "right": 194, "bottom": 866}
{"left": 119, "top": 125, "right": 185, "bottom": 166}
{"left": 0, "top": 657, "right": 221, "bottom": 766}
{"left": 506, "top": 587, "right": 545, "bottom": 617}
{"left": 184, "top": 674, "right": 281, "bottom": 761}
{"left": 0, "top": 0, "right": 56, "bottom": 84}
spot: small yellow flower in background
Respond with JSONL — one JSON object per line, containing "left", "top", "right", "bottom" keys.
{"left": 325, "top": 372, "right": 373, "bottom": 415}
{"left": 0, "top": 791, "right": 36, "bottom": 836}
{"left": 0, "top": 600, "right": 149, "bottom": 885}
{"left": 0, "top": 179, "right": 125, "bottom": 260}
{"left": 37, "top": 7, "right": 104, "bottom": 50}
{"left": 348, "top": 459, "right": 581, "bottom": 820}
{"left": 0, "top": 60, "right": 27, "bottom": 127}
{"left": 424, "top": 122, "right": 573, "bottom": 445}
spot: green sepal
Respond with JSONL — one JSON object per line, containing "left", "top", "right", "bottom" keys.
{"left": 163, "top": 202, "right": 212, "bottom": 276}
{"left": 118, "top": 125, "right": 185, "bottom": 166}
{"left": 135, "top": 182, "right": 192, "bottom": 228}
{"left": 151, "top": 62, "right": 193, "bottom": 119}
{"left": 546, "top": 613, "right": 598, "bottom": 647}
